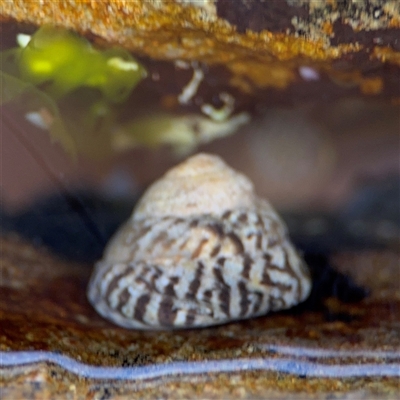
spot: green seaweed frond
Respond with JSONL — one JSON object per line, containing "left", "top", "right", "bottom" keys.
{"left": 0, "top": 25, "right": 147, "bottom": 157}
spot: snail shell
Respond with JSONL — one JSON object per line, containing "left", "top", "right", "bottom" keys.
{"left": 87, "top": 153, "right": 311, "bottom": 329}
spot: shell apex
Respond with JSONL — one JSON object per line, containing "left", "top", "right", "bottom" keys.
{"left": 133, "top": 153, "right": 256, "bottom": 219}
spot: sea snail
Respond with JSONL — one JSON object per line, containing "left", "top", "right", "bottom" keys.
{"left": 87, "top": 153, "right": 311, "bottom": 329}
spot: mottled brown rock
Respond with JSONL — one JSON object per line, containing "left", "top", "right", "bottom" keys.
{"left": 1, "top": 0, "right": 399, "bottom": 117}
{"left": 1, "top": 235, "right": 399, "bottom": 398}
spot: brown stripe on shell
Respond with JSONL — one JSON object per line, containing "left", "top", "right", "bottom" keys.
{"left": 238, "top": 213, "right": 248, "bottom": 223}
{"left": 203, "top": 289, "right": 213, "bottom": 301}
{"left": 226, "top": 232, "right": 245, "bottom": 254}
{"left": 116, "top": 287, "right": 131, "bottom": 313}
{"left": 238, "top": 281, "right": 251, "bottom": 317}
{"left": 205, "top": 222, "right": 224, "bottom": 238}
{"left": 256, "top": 215, "right": 265, "bottom": 229}
{"left": 156, "top": 218, "right": 183, "bottom": 234}
{"left": 191, "top": 238, "right": 209, "bottom": 259}
{"left": 185, "top": 309, "right": 196, "bottom": 326}
{"left": 269, "top": 249, "right": 304, "bottom": 292}
{"left": 283, "top": 250, "right": 302, "bottom": 300}
{"left": 210, "top": 243, "right": 221, "bottom": 257}
{"left": 256, "top": 233, "right": 263, "bottom": 250}
{"left": 189, "top": 219, "right": 200, "bottom": 228}
{"left": 222, "top": 210, "right": 232, "bottom": 220}
{"left": 135, "top": 267, "right": 162, "bottom": 293}
{"left": 163, "top": 236, "right": 179, "bottom": 251}
{"left": 213, "top": 267, "right": 231, "bottom": 317}
{"left": 270, "top": 297, "right": 285, "bottom": 310}
{"left": 186, "top": 261, "right": 204, "bottom": 300}
{"left": 268, "top": 236, "right": 280, "bottom": 248}
{"left": 105, "top": 266, "right": 134, "bottom": 300}
{"left": 157, "top": 278, "right": 179, "bottom": 326}
{"left": 242, "top": 254, "right": 253, "bottom": 279}
{"left": 152, "top": 230, "right": 169, "bottom": 244}
{"left": 132, "top": 224, "right": 153, "bottom": 242}
{"left": 217, "top": 257, "right": 226, "bottom": 267}
{"left": 252, "top": 291, "right": 264, "bottom": 314}
{"left": 261, "top": 254, "right": 294, "bottom": 292}
{"left": 133, "top": 293, "right": 151, "bottom": 323}
{"left": 178, "top": 237, "right": 190, "bottom": 250}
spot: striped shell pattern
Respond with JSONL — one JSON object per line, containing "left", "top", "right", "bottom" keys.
{"left": 87, "top": 153, "right": 311, "bottom": 329}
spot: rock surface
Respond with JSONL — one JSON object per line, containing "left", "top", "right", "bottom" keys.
{"left": 1, "top": 0, "right": 399, "bottom": 113}
{"left": 1, "top": 235, "right": 399, "bottom": 398}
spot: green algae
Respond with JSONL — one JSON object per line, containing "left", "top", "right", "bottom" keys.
{"left": 0, "top": 25, "right": 147, "bottom": 157}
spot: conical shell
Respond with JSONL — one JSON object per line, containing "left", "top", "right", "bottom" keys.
{"left": 88, "top": 153, "right": 311, "bottom": 330}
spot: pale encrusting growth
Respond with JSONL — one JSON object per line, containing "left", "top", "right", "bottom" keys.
{"left": 87, "top": 153, "right": 311, "bottom": 329}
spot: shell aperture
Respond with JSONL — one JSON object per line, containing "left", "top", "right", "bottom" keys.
{"left": 87, "top": 153, "right": 311, "bottom": 329}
